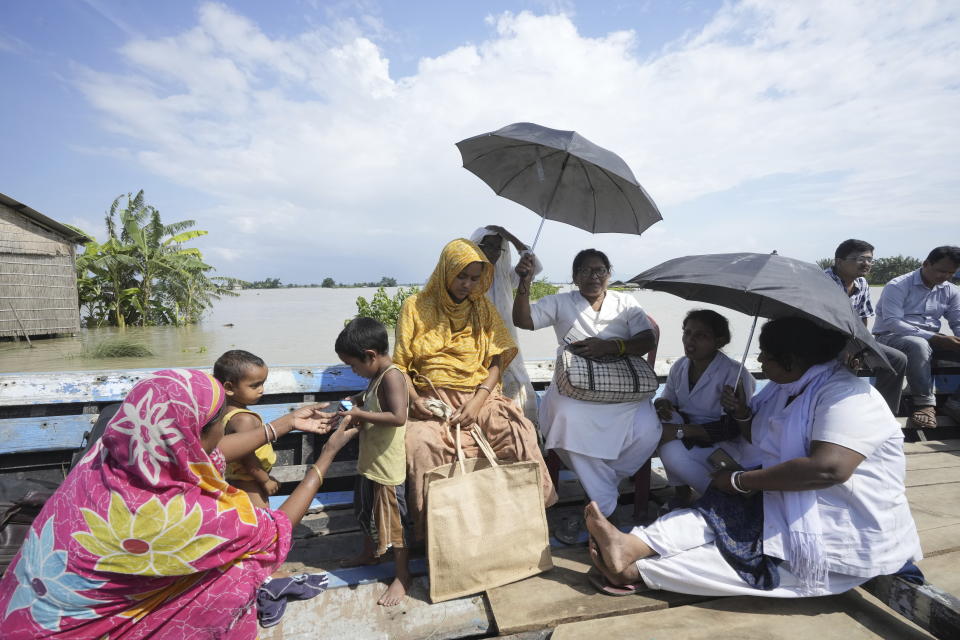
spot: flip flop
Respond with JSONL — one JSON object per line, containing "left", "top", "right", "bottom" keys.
{"left": 908, "top": 406, "right": 938, "bottom": 429}
{"left": 586, "top": 567, "right": 646, "bottom": 596}
{"left": 258, "top": 573, "right": 329, "bottom": 601}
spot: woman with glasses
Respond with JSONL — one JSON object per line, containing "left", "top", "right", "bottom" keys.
{"left": 514, "top": 249, "right": 661, "bottom": 542}
{"left": 468, "top": 225, "right": 543, "bottom": 424}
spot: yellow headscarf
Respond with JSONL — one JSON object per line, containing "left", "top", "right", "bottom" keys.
{"left": 394, "top": 238, "right": 518, "bottom": 391}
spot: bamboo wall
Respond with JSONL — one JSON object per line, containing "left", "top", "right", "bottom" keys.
{"left": 0, "top": 203, "right": 81, "bottom": 338}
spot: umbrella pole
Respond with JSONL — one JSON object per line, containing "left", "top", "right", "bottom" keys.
{"left": 530, "top": 215, "right": 547, "bottom": 251}
{"left": 734, "top": 309, "right": 761, "bottom": 393}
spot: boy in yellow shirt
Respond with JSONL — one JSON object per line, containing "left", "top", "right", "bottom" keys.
{"left": 213, "top": 349, "right": 279, "bottom": 509}
{"left": 335, "top": 317, "right": 411, "bottom": 607}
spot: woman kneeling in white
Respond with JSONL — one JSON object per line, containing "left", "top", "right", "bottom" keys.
{"left": 655, "top": 310, "right": 756, "bottom": 506}
{"left": 514, "top": 249, "right": 661, "bottom": 539}
{"left": 587, "top": 316, "right": 921, "bottom": 597}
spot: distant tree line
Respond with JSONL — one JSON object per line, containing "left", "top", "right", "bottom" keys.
{"left": 816, "top": 255, "right": 923, "bottom": 285}
{"left": 74, "top": 190, "right": 242, "bottom": 328}
{"left": 246, "top": 276, "right": 401, "bottom": 289}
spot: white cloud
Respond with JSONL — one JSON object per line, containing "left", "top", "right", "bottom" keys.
{"left": 74, "top": 0, "right": 960, "bottom": 281}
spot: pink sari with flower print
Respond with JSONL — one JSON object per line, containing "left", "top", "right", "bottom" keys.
{"left": 0, "top": 369, "right": 293, "bottom": 639}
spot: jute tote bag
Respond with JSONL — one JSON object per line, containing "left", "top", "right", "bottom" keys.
{"left": 425, "top": 424, "right": 552, "bottom": 603}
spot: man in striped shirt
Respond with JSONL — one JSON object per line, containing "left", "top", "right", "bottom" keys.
{"left": 825, "top": 239, "right": 907, "bottom": 413}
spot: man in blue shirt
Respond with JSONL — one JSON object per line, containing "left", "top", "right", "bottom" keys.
{"left": 873, "top": 246, "right": 960, "bottom": 428}
{"left": 824, "top": 239, "right": 907, "bottom": 413}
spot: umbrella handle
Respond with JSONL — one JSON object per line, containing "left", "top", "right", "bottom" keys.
{"left": 530, "top": 215, "right": 547, "bottom": 252}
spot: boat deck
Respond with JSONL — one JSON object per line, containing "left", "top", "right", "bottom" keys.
{"left": 261, "top": 437, "right": 960, "bottom": 640}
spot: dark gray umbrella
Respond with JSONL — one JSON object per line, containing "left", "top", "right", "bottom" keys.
{"left": 629, "top": 252, "right": 893, "bottom": 372}
{"left": 456, "top": 122, "right": 662, "bottom": 248}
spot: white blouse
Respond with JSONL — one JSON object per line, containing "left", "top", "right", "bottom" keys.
{"left": 661, "top": 352, "right": 756, "bottom": 425}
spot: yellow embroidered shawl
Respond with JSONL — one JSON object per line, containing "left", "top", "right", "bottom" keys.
{"left": 394, "top": 238, "right": 518, "bottom": 391}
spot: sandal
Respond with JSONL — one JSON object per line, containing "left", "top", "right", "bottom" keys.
{"left": 554, "top": 515, "right": 585, "bottom": 545}
{"left": 908, "top": 406, "right": 938, "bottom": 430}
{"left": 586, "top": 567, "right": 646, "bottom": 596}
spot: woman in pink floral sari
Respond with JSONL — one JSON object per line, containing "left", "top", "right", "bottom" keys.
{"left": 0, "top": 368, "right": 347, "bottom": 639}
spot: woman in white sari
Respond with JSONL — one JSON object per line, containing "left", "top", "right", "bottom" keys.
{"left": 469, "top": 225, "right": 542, "bottom": 424}
{"left": 586, "top": 317, "right": 921, "bottom": 598}
{"left": 514, "top": 249, "right": 661, "bottom": 541}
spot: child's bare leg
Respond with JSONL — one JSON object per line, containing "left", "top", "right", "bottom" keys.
{"left": 339, "top": 535, "right": 380, "bottom": 568}
{"left": 378, "top": 547, "right": 411, "bottom": 606}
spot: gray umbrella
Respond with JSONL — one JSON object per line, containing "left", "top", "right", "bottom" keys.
{"left": 456, "top": 122, "right": 662, "bottom": 248}
{"left": 629, "top": 252, "right": 894, "bottom": 373}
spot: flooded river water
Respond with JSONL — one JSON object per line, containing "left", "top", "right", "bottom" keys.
{"left": 0, "top": 286, "right": 886, "bottom": 374}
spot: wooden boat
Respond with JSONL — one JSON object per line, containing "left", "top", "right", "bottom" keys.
{"left": 1, "top": 360, "right": 958, "bottom": 639}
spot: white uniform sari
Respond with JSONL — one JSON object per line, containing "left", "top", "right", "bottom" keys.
{"left": 658, "top": 352, "right": 757, "bottom": 494}
{"left": 532, "top": 290, "right": 661, "bottom": 516}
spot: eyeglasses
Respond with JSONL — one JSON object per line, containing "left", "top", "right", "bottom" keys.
{"left": 576, "top": 267, "right": 609, "bottom": 279}
{"left": 843, "top": 256, "right": 874, "bottom": 265}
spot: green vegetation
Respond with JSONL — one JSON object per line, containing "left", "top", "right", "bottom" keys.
{"left": 84, "top": 337, "right": 154, "bottom": 358}
{"left": 816, "top": 255, "right": 922, "bottom": 285}
{"left": 350, "top": 286, "right": 420, "bottom": 327}
{"left": 76, "top": 190, "right": 243, "bottom": 327}
{"left": 515, "top": 277, "right": 560, "bottom": 301}
{"left": 248, "top": 277, "right": 282, "bottom": 289}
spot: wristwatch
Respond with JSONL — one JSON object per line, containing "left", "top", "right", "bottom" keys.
{"left": 675, "top": 425, "right": 685, "bottom": 441}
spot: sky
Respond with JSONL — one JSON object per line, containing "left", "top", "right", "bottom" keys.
{"left": 1, "top": 0, "right": 958, "bottom": 285}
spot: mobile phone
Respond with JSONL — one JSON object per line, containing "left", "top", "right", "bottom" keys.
{"left": 707, "top": 448, "right": 743, "bottom": 473}
{"left": 339, "top": 399, "right": 353, "bottom": 412}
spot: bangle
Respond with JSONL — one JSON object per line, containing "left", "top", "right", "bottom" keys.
{"left": 310, "top": 464, "right": 324, "bottom": 486}
{"left": 266, "top": 421, "right": 278, "bottom": 443}
{"left": 730, "top": 471, "right": 750, "bottom": 494}
{"left": 476, "top": 386, "right": 492, "bottom": 396}
{"left": 733, "top": 411, "right": 752, "bottom": 423}
{"left": 262, "top": 421, "right": 271, "bottom": 443}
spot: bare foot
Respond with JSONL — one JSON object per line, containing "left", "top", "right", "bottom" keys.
{"left": 338, "top": 553, "right": 380, "bottom": 568}
{"left": 589, "top": 538, "right": 641, "bottom": 586}
{"left": 377, "top": 575, "right": 410, "bottom": 606}
{"left": 584, "top": 501, "right": 651, "bottom": 574}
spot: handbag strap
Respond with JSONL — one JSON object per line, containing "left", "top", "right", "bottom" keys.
{"left": 470, "top": 425, "right": 500, "bottom": 467}
{"left": 454, "top": 423, "right": 466, "bottom": 475}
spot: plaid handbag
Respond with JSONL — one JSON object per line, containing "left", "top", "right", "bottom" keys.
{"left": 555, "top": 346, "right": 658, "bottom": 403}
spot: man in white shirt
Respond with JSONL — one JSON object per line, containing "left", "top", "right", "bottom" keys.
{"left": 873, "top": 246, "right": 960, "bottom": 428}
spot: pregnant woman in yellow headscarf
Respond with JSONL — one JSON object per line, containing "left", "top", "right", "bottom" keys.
{"left": 395, "top": 238, "right": 557, "bottom": 538}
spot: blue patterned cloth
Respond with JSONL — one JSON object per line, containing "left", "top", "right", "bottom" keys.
{"left": 694, "top": 487, "right": 781, "bottom": 590}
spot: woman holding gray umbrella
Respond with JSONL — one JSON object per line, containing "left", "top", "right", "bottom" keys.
{"left": 585, "top": 316, "right": 921, "bottom": 598}
{"left": 514, "top": 249, "right": 661, "bottom": 542}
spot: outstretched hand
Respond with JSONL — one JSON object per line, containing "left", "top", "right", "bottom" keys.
{"left": 289, "top": 403, "right": 340, "bottom": 434}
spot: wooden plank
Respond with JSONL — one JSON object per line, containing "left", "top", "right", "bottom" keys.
{"left": 550, "top": 590, "right": 936, "bottom": 640}
{"left": 0, "top": 401, "right": 323, "bottom": 455}
{"left": 267, "top": 490, "right": 353, "bottom": 512}
{"left": 861, "top": 575, "right": 960, "bottom": 640}
{"left": 906, "top": 467, "right": 960, "bottom": 487}
{"left": 259, "top": 576, "right": 490, "bottom": 640}
{"left": 271, "top": 460, "right": 356, "bottom": 483}
{"left": 907, "top": 483, "right": 960, "bottom": 556}
{"left": 485, "top": 545, "right": 701, "bottom": 635}
{"left": 904, "top": 440, "right": 960, "bottom": 455}
{"left": 0, "top": 414, "right": 95, "bottom": 453}
{"left": 906, "top": 452, "right": 960, "bottom": 471}
{"left": 0, "top": 365, "right": 369, "bottom": 406}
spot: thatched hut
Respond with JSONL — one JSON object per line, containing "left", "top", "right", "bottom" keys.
{"left": 0, "top": 193, "right": 90, "bottom": 339}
